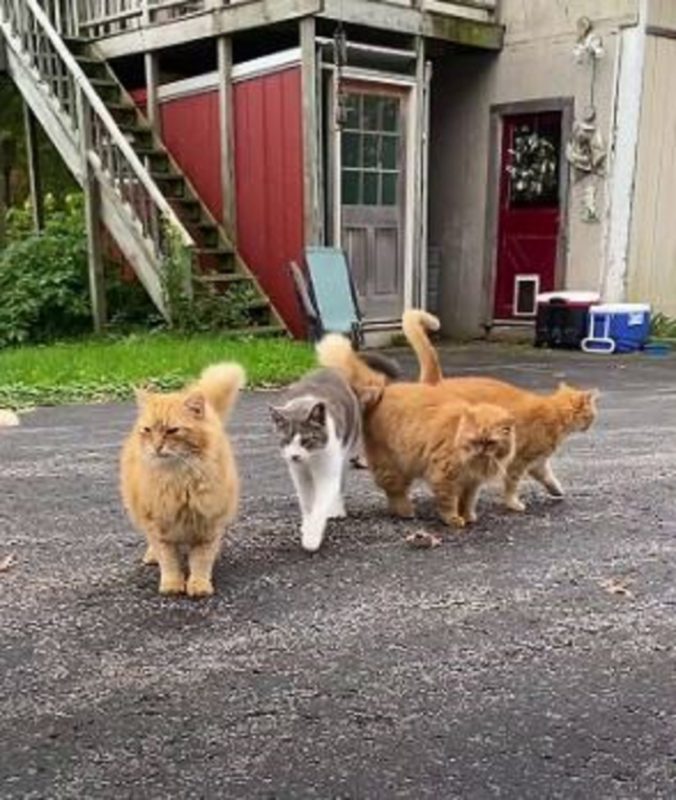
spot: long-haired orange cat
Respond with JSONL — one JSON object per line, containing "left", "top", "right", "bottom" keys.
{"left": 402, "top": 309, "right": 598, "bottom": 512}
{"left": 120, "top": 363, "right": 245, "bottom": 597}
{"left": 317, "top": 334, "right": 515, "bottom": 527}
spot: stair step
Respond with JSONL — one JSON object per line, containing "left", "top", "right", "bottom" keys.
{"left": 196, "top": 273, "right": 252, "bottom": 285}
{"left": 150, "top": 172, "right": 185, "bottom": 197}
{"left": 64, "top": 38, "right": 89, "bottom": 56}
{"left": 106, "top": 103, "right": 138, "bottom": 125}
{"left": 75, "top": 56, "right": 108, "bottom": 78}
{"left": 89, "top": 78, "right": 120, "bottom": 101}
{"left": 119, "top": 125, "right": 154, "bottom": 148}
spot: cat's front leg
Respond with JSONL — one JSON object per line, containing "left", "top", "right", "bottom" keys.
{"left": 142, "top": 543, "right": 158, "bottom": 566}
{"left": 186, "top": 534, "right": 222, "bottom": 598}
{"left": 288, "top": 460, "right": 314, "bottom": 518}
{"left": 432, "top": 481, "right": 466, "bottom": 528}
{"left": 153, "top": 539, "right": 186, "bottom": 595}
{"left": 529, "top": 459, "right": 564, "bottom": 498}
{"left": 459, "top": 482, "right": 481, "bottom": 524}
{"left": 300, "top": 454, "right": 343, "bottom": 552}
{"left": 503, "top": 466, "right": 526, "bottom": 512}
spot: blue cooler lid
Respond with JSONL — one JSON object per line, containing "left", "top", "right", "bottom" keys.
{"left": 590, "top": 303, "right": 651, "bottom": 314}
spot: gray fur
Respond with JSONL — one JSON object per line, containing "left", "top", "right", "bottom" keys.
{"left": 270, "top": 368, "right": 361, "bottom": 453}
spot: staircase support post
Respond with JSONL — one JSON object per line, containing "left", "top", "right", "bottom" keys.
{"left": 76, "top": 90, "right": 107, "bottom": 333}
{"left": 217, "top": 35, "right": 237, "bottom": 240}
{"left": 300, "top": 16, "right": 321, "bottom": 245}
{"left": 23, "top": 101, "right": 44, "bottom": 233}
{"left": 144, "top": 51, "right": 161, "bottom": 136}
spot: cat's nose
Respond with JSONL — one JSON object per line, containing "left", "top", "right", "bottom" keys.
{"left": 290, "top": 454, "right": 301, "bottom": 463}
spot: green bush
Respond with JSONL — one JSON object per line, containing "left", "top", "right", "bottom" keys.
{"left": 0, "top": 194, "right": 91, "bottom": 346}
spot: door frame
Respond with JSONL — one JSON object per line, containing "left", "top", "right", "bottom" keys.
{"left": 482, "top": 97, "right": 574, "bottom": 327}
{"left": 325, "top": 66, "right": 420, "bottom": 322}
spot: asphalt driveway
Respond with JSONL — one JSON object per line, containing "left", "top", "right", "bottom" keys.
{"left": 1, "top": 344, "right": 675, "bottom": 799}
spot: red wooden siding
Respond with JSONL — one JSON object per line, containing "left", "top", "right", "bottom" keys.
{"left": 233, "top": 67, "right": 305, "bottom": 337}
{"left": 131, "top": 65, "right": 306, "bottom": 336}
{"left": 160, "top": 93, "right": 223, "bottom": 220}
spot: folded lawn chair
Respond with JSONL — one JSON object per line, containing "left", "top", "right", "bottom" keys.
{"left": 289, "top": 247, "right": 364, "bottom": 348}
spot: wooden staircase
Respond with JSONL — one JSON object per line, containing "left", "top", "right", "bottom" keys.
{"left": 0, "top": 0, "right": 284, "bottom": 337}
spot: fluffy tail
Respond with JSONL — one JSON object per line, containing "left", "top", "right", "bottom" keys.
{"left": 193, "top": 362, "right": 246, "bottom": 419}
{"left": 402, "top": 309, "right": 443, "bottom": 385}
{"left": 316, "top": 335, "right": 387, "bottom": 406}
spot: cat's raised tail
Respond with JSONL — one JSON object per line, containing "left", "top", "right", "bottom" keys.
{"left": 316, "top": 334, "right": 386, "bottom": 405}
{"left": 402, "top": 309, "right": 443, "bottom": 385}
{"left": 192, "top": 362, "right": 246, "bottom": 419}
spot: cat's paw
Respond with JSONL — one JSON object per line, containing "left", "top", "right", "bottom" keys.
{"left": 505, "top": 497, "right": 526, "bottom": 513}
{"left": 301, "top": 520, "right": 325, "bottom": 553}
{"left": 142, "top": 546, "right": 159, "bottom": 566}
{"left": 445, "top": 514, "right": 466, "bottom": 529}
{"left": 545, "top": 482, "right": 565, "bottom": 498}
{"left": 388, "top": 498, "right": 415, "bottom": 519}
{"left": 328, "top": 502, "right": 347, "bottom": 519}
{"left": 159, "top": 575, "right": 186, "bottom": 595}
{"left": 463, "top": 510, "right": 478, "bottom": 524}
{"left": 186, "top": 576, "right": 214, "bottom": 598}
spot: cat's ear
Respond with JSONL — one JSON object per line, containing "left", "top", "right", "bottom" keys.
{"left": 269, "top": 405, "right": 288, "bottom": 429}
{"left": 588, "top": 388, "right": 600, "bottom": 401}
{"left": 184, "top": 392, "right": 206, "bottom": 418}
{"left": 359, "top": 383, "right": 384, "bottom": 409}
{"left": 308, "top": 402, "right": 326, "bottom": 426}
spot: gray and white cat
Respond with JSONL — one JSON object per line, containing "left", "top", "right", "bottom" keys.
{"left": 270, "top": 368, "right": 364, "bottom": 553}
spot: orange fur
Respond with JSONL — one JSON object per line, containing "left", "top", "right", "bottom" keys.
{"left": 120, "top": 363, "right": 245, "bottom": 597}
{"left": 402, "top": 310, "right": 599, "bottom": 510}
{"left": 317, "top": 335, "right": 515, "bottom": 527}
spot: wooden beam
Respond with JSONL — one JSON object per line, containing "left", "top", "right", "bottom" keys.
{"left": 76, "top": 90, "right": 107, "bottom": 333}
{"left": 217, "top": 35, "right": 237, "bottom": 239}
{"left": 319, "top": 0, "right": 503, "bottom": 48}
{"left": 300, "top": 16, "right": 321, "bottom": 246}
{"left": 144, "top": 51, "right": 161, "bottom": 136}
{"left": 94, "top": 0, "right": 322, "bottom": 60}
{"left": 23, "top": 101, "right": 44, "bottom": 233}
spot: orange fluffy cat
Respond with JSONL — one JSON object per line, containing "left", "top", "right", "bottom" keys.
{"left": 317, "top": 334, "right": 516, "bottom": 527}
{"left": 120, "top": 362, "right": 245, "bottom": 598}
{"left": 402, "top": 309, "right": 598, "bottom": 512}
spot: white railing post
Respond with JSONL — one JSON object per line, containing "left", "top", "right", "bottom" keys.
{"left": 75, "top": 85, "right": 107, "bottom": 331}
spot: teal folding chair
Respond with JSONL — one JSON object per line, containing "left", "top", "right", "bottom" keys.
{"left": 302, "top": 246, "right": 364, "bottom": 348}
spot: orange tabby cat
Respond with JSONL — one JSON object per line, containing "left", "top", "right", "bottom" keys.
{"left": 402, "top": 309, "right": 599, "bottom": 511}
{"left": 120, "top": 362, "right": 245, "bottom": 597}
{"left": 316, "top": 334, "right": 516, "bottom": 527}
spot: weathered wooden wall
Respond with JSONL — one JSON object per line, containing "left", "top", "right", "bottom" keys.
{"left": 626, "top": 33, "right": 676, "bottom": 316}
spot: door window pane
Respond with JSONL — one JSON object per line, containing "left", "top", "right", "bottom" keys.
{"left": 381, "top": 136, "right": 397, "bottom": 170}
{"left": 381, "top": 173, "right": 397, "bottom": 206}
{"left": 381, "top": 99, "right": 399, "bottom": 132}
{"left": 363, "top": 133, "right": 379, "bottom": 168}
{"left": 342, "top": 132, "right": 361, "bottom": 168}
{"left": 363, "top": 95, "right": 380, "bottom": 131}
{"left": 342, "top": 171, "right": 361, "bottom": 205}
{"left": 363, "top": 171, "right": 379, "bottom": 205}
{"left": 345, "top": 95, "right": 360, "bottom": 129}
{"left": 341, "top": 91, "right": 403, "bottom": 209}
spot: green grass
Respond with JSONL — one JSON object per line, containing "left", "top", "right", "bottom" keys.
{"left": 0, "top": 332, "right": 315, "bottom": 408}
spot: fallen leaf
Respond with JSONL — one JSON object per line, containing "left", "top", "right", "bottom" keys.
{"left": 600, "top": 577, "right": 634, "bottom": 598}
{"left": 0, "top": 553, "right": 16, "bottom": 573}
{"left": 405, "top": 531, "right": 442, "bottom": 550}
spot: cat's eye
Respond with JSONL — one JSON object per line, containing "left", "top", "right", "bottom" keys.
{"left": 141, "top": 426, "right": 151, "bottom": 434}
{"left": 165, "top": 427, "right": 179, "bottom": 435}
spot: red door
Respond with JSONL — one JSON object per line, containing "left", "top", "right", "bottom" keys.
{"left": 493, "top": 112, "right": 562, "bottom": 320}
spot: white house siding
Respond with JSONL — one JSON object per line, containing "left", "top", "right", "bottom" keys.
{"left": 428, "top": 0, "right": 640, "bottom": 336}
